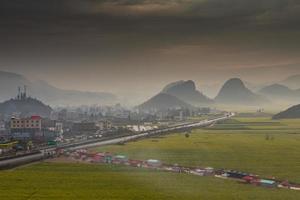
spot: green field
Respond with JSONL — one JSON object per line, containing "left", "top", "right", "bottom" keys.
{"left": 1, "top": 117, "right": 300, "bottom": 199}
{"left": 95, "top": 117, "right": 300, "bottom": 183}
{"left": 1, "top": 163, "right": 299, "bottom": 200}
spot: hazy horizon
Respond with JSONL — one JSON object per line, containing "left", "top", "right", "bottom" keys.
{"left": 1, "top": 67, "right": 299, "bottom": 107}
{"left": 1, "top": 2, "right": 300, "bottom": 199}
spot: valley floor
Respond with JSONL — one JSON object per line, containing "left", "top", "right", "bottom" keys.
{"left": 1, "top": 117, "right": 300, "bottom": 199}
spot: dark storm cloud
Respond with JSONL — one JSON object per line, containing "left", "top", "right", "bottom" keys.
{"left": 0, "top": 0, "right": 297, "bottom": 17}
{"left": 1, "top": 0, "right": 300, "bottom": 27}
{"left": 189, "top": 0, "right": 300, "bottom": 27}
{"left": 1, "top": 0, "right": 299, "bottom": 56}
{"left": 1, "top": 0, "right": 300, "bottom": 97}
{"left": 0, "top": 0, "right": 68, "bottom": 16}
{"left": 86, "top": 0, "right": 300, "bottom": 23}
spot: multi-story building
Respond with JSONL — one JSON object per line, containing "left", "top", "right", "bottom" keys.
{"left": 10, "top": 116, "right": 42, "bottom": 135}
{"left": 9, "top": 116, "right": 63, "bottom": 142}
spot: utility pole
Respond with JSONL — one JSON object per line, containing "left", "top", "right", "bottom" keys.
{"left": 24, "top": 85, "right": 27, "bottom": 98}
{"left": 18, "top": 86, "right": 21, "bottom": 100}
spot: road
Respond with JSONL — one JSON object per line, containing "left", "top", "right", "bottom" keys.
{"left": 0, "top": 113, "right": 234, "bottom": 169}
{"left": 0, "top": 152, "right": 44, "bottom": 169}
{"left": 68, "top": 113, "right": 234, "bottom": 150}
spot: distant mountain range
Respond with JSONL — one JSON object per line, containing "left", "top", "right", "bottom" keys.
{"left": 162, "top": 80, "right": 213, "bottom": 106}
{"left": 137, "top": 93, "right": 193, "bottom": 112}
{"left": 280, "top": 74, "right": 300, "bottom": 90}
{"left": 137, "top": 80, "right": 214, "bottom": 112}
{"left": 2, "top": 70, "right": 300, "bottom": 110}
{"left": 138, "top": 78, "right": 272, "bottom": 111}
{"left": 229, "top": 64, "right": 300, "bottom": 84}
{"left": 259, "top": 84, "right": 300, "bottom": 102}
{"left": 0, "top": 71, "right": 118, "bottom": 106}
{"left": 273, "top": 104, "right": 300, "bottom": 119}
{"left": 215, "top": 78, "right": 269, "bottom": 106}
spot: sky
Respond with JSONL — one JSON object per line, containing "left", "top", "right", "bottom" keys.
{"left": 1, "top": 0, "right": 300, "bottom": 99}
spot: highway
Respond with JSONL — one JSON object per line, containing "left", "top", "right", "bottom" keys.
{"left": 0, "top": 113, "right": 234, "bottom": 169}
{"left": 0, "top": 152, "right": 44, "bottom": 169}
{"left": 68, "top": 113, "right": 234, "bottom": 150}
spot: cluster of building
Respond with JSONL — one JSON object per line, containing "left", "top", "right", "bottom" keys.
{"left": 0, "top": 115, "right": 63, "bottom": 155}
{"left": 137, "top": 107, "right": 214, "bottom": 122}
{"left": 0, "top": 88, "right": 219, "bottom": 157}
{"left": 51, "top": 103, "right": 215, "bottom": 125}
{"left": 0, "top": 116, "right": 111, "bottom": 156}
{"left": 0, "top": 89, "right": 120, "bottom": 154}
{"left": 51, "top": 104, "right": 132, "bottom": 123}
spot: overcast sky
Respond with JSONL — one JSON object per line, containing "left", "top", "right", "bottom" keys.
{"left": 1, "top": 0, "right": 300, "bottom": 98}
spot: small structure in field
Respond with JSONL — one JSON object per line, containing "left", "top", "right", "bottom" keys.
{"left": 128, "top": 159, "right": 144, "bottom": 167}
{"left": 113, "top": 155, "right": 128, "bottom": 164}
{"left": 146, "top": 159, "right": 162, "bottom": 168}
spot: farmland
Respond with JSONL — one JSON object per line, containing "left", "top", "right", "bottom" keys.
{"left": 95, "top": 117, "right": 300, "bottom": 182}
{"left": 1, "top": 117, "right": 300, "bottom": 199}
{"left": 0, "top": 162, "right": 300, "bottom": 200}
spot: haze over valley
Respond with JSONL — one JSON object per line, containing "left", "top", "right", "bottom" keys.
{"left": 1, "top": 1, "right": 300, "bottom": 200}
{"left": 1, "top": 70, "right": 300, "bottom": 112}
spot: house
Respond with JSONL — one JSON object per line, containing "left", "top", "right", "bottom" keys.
{"left": 11, "top": 116, "right": 42, "bottom": 131}
{"left": 10, "top": 116, "right": 42, "bottom": 139}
